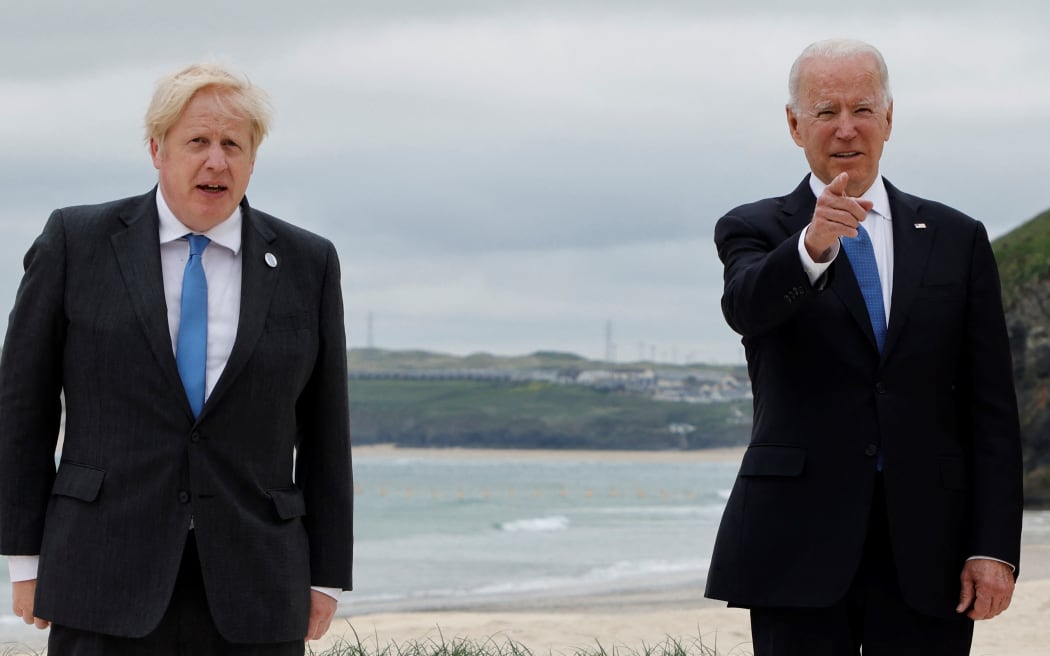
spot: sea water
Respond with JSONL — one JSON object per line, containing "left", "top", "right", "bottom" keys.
{"left": 348, "top": 451, "right": 738, "bottom": 613}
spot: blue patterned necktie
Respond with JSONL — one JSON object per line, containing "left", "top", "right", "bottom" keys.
{"left": 176, "top": 234, "right": 211, "bottom": 417}
{"left": 840, "top": 223, "right": 887, "bottom": 353}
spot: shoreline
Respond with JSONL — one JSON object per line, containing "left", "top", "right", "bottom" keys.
{"left": 354, "top": 443, "right": 748, "bottom": 464}
{"left": 323, "top": 540, "right": 1050, "bottom": 655}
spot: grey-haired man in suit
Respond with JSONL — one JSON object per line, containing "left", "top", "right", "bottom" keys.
{"left": 705, "top": 39, "right": 1022, "bottom": 655}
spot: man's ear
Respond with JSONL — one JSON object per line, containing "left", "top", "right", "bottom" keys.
{"left": 786, "top": 105, "right": 804, "bottom": 147}
{"left": 149, "top": 138, "right": 162, "bottom": 169}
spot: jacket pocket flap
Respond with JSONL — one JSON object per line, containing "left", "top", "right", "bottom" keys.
{"left": 52, "top": 463, "right": 105, "bottom": 502}
{"left": 739, "top": 445, "right": 806, "bottom": 477}
{"left": 268, "top": 487, "right": 307, "bottom": 520}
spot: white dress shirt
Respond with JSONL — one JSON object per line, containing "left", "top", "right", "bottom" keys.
{"left": 157, "top": 188, "right": 242, "bottom": 398}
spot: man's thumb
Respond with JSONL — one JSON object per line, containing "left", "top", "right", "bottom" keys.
{"left": 956, "top": 576, "right": 974, "bottom": 613}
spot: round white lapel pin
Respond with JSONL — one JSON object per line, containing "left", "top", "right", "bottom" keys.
{"left": 265, "top": 252, "right": 278, "bottom": 268}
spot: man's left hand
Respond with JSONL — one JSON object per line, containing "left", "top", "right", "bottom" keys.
{"left": 305, "top": 590, "right": 338, "bottom": 641}
{"left": 956, "top": 558, "right": 1014, "bottom": 620}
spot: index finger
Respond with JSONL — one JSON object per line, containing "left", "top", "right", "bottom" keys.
{"left": 826, "top": 171, "right": 849, "bottom": 196}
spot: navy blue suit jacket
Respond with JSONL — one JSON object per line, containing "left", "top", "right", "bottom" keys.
{"left": 0, "top": 188, "right": 353, "bottom": 642}
{"left": 704, "top": 177, "right": 1022, "bottom": 618}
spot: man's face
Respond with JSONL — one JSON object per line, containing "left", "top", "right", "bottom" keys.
{"left": 151, "top": 88, "right": 255, "bottom": 232}
{"left": 786, "top": 54, "right": 893, "bottom": 198}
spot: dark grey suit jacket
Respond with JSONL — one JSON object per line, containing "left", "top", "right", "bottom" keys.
{"left": 0, "top": 188, "right": 353, "bottom": 643}
{"left": 704, "top": 176, "right": 1022, "bottom": 618}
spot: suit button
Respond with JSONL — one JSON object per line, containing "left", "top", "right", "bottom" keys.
{"left": 190, "top": 431, "right": 201, "bottom": 443}
{"left": 875, "top": 382, "right": 887, "bottom": 394}
{"left": 865, "top": 444, "right": 878, "bottom": 457}
{"left": 178, "top": 490, "right": 191, "bottom": 504}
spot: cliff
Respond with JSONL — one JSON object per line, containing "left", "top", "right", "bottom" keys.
{"left": 994, "top": 208, "right": 1050, "bottom": 506}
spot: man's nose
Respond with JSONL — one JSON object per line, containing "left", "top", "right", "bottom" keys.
{"left": 835, "top": 115, "right": 858, "bottom": 139}
{"left": 204, "top": 145, "right": 228, "bottom": 171}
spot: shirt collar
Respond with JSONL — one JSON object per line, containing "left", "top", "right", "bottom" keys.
{"left": 808, "top": 173, "right": 892, "bottom": 221}
{"left": 156, "top": 186, "right": 243, "bottom": 254}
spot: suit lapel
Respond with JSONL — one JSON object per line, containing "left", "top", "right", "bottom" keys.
{"left": 883, "top": 180, "right": 934, "bottom": 356}
{"left": 110, "top": 189, "right": 188, "bottom": 408}
{"left": 203, "top": 200, "right": 279, "bottom": 413}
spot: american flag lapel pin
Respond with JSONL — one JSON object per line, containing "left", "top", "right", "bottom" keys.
{"left": 914, "top": 222, "right": 927, "bottom": 229}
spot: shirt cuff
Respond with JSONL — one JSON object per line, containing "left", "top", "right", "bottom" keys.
{"left": 798, "top": 225, "right": 838, "bottom": 285}
{"left": 6, "top": 555, "right": 40, "bottom": 582}
{"left": 967, "top": 555, "right": 1016, "bottom": 573}
{"left": 311, "top": 586, "right": 342, "bottom": 600}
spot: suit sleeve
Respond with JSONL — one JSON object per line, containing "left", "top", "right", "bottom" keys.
{"left": 962, "top": 222, "right": 1024, "bottom": 570}
{"left": 715, "top": 213, "right": 820, "bottom": 337}
{"left": 0, "top": 211, "right": 68, "bottom": 555}
{"left": 294, "top": 241, "right": 353, "bottom": 590}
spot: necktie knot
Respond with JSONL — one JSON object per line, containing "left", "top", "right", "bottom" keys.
{"left": 187, "top": 234, "right": 211, "bottom": 257}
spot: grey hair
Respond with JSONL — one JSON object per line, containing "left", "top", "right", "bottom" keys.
{"left": 787, "top": 39, "right": 892, "bottom": 113}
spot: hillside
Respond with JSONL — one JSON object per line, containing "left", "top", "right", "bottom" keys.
{"left": 347, "top": 349, "right": 752, "bottom": 450}
{"left": 994, "top": 208, "right": 1050, "bottom": 506}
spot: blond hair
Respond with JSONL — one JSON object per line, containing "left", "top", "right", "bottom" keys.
{"left": 145, "top": 62, "right": 273, "bottom": 156}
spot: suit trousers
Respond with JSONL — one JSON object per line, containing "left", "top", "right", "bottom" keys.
{"left": 749, "top": 476, "right": 974, "bottom": 656}
{"left": 47, "top": 532, "right": 305, "bottom": 656}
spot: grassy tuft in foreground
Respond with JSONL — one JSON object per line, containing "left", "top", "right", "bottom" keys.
{"left": 306, "top": 626, "right": 751, "bottom": 656}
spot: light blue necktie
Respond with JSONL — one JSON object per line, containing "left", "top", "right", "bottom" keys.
{"left": 841, "top": 223, "right": 887, "bottom": 470}
{"left": 176, "top": 234, "right": 210, "bottom": 417}
{"left": 840, "top": 223, "right": 887, "bottom": 353}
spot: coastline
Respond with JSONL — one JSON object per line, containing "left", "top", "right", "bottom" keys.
{"left": 354, "top": 443, "right": 748, "bottom": 464}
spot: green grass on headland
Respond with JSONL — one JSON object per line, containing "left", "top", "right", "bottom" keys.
{"left": 992, "top": 207, "right": 1050, "bottom": 310}
{"left": 349, "top": 378, "right": 750, "bottom": 450}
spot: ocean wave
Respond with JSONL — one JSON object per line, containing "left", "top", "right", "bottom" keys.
{"left": 470, "top": 557, "right": 709, "bottom": 596}
{"left": 498, "top": 515, "right": 571, "bottom": 532}
{"left": 583, "top": 504, "right": 725, "bottom": 517}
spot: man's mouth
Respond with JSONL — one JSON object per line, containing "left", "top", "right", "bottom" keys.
{"left": 198, "top": 184, "right": 228, "bottom": 192}
{"left": 832, "top": 152, "right": 861, "bottom": 159}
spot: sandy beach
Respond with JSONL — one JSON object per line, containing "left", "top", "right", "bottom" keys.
{"left": 326, "top": 542, "right": 1050, "bottom": 655}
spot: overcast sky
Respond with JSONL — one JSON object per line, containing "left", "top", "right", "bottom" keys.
{"left": 1, "top": 1, "right": 1047, "bottom": 364}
